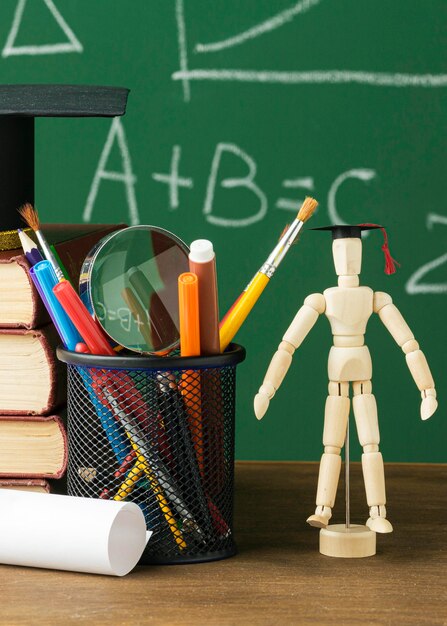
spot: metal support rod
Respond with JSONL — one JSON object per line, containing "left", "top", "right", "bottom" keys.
{"left": 345, "top": 417, "right": 350, "bottom": 529}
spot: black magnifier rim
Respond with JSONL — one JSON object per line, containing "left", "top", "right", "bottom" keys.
{"left": 57, "top": 343, "right": 246, "bottom": 370}
{"left": 81, "top": 224, "right": 190, "bottom": 354}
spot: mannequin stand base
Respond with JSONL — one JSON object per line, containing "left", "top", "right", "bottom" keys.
{"left": 320, "top": 524, "right": 376, "bottom": 558}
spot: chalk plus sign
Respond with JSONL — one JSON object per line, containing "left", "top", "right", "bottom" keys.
{"left": 152, "top": 145, "right": 193, "bottom": 209}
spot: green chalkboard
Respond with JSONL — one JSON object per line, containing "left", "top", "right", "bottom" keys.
{"left": 1, "top": 0, "right": 445, "bottom": 462}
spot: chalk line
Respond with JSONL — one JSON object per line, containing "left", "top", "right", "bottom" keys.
{"left": 172, "top": 69, "right": 447, "bottom": 87}
{"left": 152, "top": 145, "right": 193, "bottom": 210}
{"left": 195, "top": 0, "right": 322, "bottom": 54}
{"left": 282, "top": 177, "right": 314, "bottom": 189}
{"left": 175, "top": 0, "right": 191, "bottom": 102}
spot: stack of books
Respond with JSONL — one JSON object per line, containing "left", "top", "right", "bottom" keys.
{"left": 0, "top": 224, "right": 122, "bottom": 493}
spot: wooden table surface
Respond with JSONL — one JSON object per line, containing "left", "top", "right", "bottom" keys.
{"left": 0, "top": 462, "right": 446, "bottom": 626}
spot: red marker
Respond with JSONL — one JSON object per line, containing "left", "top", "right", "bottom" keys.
{"left": 53, "top": 281, "right": 114, "bottom": 356}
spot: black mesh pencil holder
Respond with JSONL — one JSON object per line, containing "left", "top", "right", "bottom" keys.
{"left": 57, "top": 344, "right": 245, "bottom": 565}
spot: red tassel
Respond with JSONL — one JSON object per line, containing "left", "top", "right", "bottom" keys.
{"left": 358, "top": 223, "right": 401, "bottom": 275}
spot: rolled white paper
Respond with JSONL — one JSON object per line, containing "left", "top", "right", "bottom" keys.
{"left": 0, "top": 490, "right": 151, "bottom": 576}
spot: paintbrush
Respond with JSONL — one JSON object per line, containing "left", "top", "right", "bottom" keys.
{"left": 18, "top": 203, "right": 65, "bottom": 282}
{"left": 219, "top": 196, "right": 318, "bottom": 351}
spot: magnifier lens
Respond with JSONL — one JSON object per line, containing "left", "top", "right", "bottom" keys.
{"left": 80, "top": 226, "right": 189, "bottom": 354}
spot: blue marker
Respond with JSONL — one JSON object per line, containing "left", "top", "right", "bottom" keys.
{"left": 30, "top": 260, "right": 81, "bottom": 350}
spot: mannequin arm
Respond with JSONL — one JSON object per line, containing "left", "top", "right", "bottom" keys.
{"left": 373, "top": 292, "right": 437, "bottom": 420}
{"left": 254, "top": 293, "right": 325, "bottom": 420}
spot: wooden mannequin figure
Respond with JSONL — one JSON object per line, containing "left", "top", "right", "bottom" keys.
{"left": 254, "top": 224, "right": 437, "bottom": 554}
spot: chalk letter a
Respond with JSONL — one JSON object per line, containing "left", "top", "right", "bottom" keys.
{"left": 83, "top": 118, "right": 139, "bottom": 225}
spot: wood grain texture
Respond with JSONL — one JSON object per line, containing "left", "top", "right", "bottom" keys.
{"left": 0, "top": 462, "right": 445, "bottom": 626}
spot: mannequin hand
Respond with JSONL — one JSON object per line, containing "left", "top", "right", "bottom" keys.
{"left": 254, "top": 383, "right": 274, "bottom": 420}
{"left": 420, "top": 389, "right": 437, "bottom": 421}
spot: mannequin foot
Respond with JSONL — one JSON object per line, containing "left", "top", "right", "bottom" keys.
{"left": 307, "top": 505, "right": 331, "bottom": 528}
{"left": 366, "top": 505, "right": 393, "bottom": 534}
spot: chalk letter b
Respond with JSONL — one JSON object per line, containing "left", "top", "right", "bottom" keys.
{"left": 204, "top": 143, "right": 267, "bottom": 227}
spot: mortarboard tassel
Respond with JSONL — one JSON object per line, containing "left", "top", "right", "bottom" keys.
{"left": 358, "top": 223, "right": 400, "bottom": 275}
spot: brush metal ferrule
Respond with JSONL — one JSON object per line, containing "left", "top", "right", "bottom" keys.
{"left": 260, "top": 219, "right": 304, "bottom": 277}
{"left": 36, "top": 230, "right": 65, "bottom": 281}
{"left": 259, "top": 262, "right": 276, "bottom": 279}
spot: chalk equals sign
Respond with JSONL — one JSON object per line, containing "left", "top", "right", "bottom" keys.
{"left": 276, "top": 177, "right": 315, "bottom": 211}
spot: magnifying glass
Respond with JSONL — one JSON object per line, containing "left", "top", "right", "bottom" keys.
{"left": 80, "top": 225, "right": 190, "bottom": 355}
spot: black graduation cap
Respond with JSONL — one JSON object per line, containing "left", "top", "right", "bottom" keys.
{"left": 0, "top": 84, "right": 129, "bottom": 250}
{"left": 312, "top": 224, "right": 382, "bottom": 239}
{"left": 313, "top": 223, "right": 400, "bottom": 274}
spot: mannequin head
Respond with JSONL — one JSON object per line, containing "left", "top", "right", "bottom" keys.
{"left": 332, "top": 237, "right": 362, "bottom": 276}
{"left": 314, "top": 223, "right": 398, "bottom": 279}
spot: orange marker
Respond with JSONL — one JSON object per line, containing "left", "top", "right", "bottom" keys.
{"left": 178, "top": 273, "right": 201, "bottom": 356}
{"left": 178, "top": 272, "right": 203, "bottom": 474}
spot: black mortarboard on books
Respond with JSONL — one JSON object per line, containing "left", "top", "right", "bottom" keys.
{"left": 0, "top": 84, "right": 129, "bottom": 251}
{"left": 313, "top": 223, "right": 400, "bottom": 274}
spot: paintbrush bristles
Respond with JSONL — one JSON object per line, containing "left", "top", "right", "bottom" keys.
{"left": 18, "top": 203, "right": 41, "bottom": 231}
{"left": 297, "top": 196, "right": 318, "bottom": 223}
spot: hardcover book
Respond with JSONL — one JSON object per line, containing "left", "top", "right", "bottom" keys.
{"left": 0, "top": 223, "right": 124, "bottom": 328}
{"left": 0, "top": 415, "right": 67, "bottom": 478}
{"left": 0, "top": 478, "right": 50, "bottom": 493}
{"left": 0, "top": 325, "right": 65, "bottom": 415}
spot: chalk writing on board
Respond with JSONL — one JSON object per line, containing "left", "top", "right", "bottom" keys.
{"left": 152, "top": 145, "right": 194, "bottom": 210}
{"left": 175, "top": 0, "right": 191, "bottom": 102}
{"left": 201, "top": 143, "right": 376, "bottom": 228}
{"left": 2, "top": 0, "right": 83, "bottom": 58}
{"left": 406, "top": 213, "right": 447, "bottom": 295}
{"left": 204, "top": 143, "right": 268, "bottom": 227}
{"left": 173, "top": 0, "right": 447, "bottom": 101}
{"left": 150, "top": 142, "right": 377, "bottom": 227}
{"left": 83, "top": 118, "right": 139, "bottom": 226}
{"left": 276, "top": 177, "right": 315, "bottom": 211}
{"left": 328, "top": 169, "right": 377, "bottom": 235}
{"left": 195, "top": 0, "right": 321, "bottom": 54}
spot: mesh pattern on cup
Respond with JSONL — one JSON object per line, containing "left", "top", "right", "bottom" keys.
{"left": 66, "top": 362, "right": 236, "bottom": 564}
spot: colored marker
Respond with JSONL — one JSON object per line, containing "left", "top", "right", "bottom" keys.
{"left": 53, "top": 280, "right": 115, "bottom": 356}
{"left": 188, "top": 240, "right": 220, "bottom": 355}
{"left": 178, "top": 272, "right": 204, "bottom": 475}
{"left": 30, "top": 260, "right": 81, "bottom": 351}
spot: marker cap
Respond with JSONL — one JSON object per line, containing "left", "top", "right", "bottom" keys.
{"left": 189, "top": 240, "right": 215, "bottom": 263}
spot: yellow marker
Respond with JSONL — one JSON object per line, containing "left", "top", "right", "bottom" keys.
{"left": 106, "top": 391, "right": 190, "bottom": 551}
{"left": 127, "top": 447, "right": 187, "bottom": 551}
{"left": 219, "top": 197, "right": 318, "bottom": 352}
{"left": 113, "top": 461, "right": 145, "bottom": 501}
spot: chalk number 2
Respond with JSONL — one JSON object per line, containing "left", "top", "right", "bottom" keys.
{"left": 406, "top": 213, "right": 447, "bottom": 294}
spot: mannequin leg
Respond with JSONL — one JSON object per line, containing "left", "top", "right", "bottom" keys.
{"left": 307, "top": 381, "right": 349, "bottom": 528}
{"left": 352, "top": 380, "right": 393, "bottom": 533}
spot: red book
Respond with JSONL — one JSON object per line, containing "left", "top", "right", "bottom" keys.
{"left": 0, "top": 325, "right": 65, "bottom": 416}
{"left": 0, "top": 415, "right": 67, "bottom": 479}
{"left": 0, "top": 223, "right": 125, "bottom": 329}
